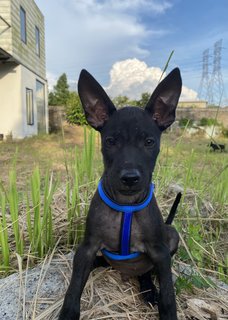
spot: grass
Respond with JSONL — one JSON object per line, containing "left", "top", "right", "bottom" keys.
{"left": 0, "top": 126, "right": 99, "bottom": 270}
{"left": 0, "top": 123, "right": 227, "bottom": 318}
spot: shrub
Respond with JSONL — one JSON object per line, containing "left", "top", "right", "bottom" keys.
{"left": 65, "top": 92, "right": 87, "bottom": 125}
{"left": 222, "top": 127, "right": 228, "bottom": 138}
{"left": 199, "top": 117, "right": 219, "bottom": 126}
{"left": 179, "top": 118, "right": 194, "bottom": 127}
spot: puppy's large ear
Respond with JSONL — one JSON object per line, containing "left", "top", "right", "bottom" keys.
{"left": 145, "top": 68, "right": 182, "bottom": 131}
{"left": 78, "top": 70, "right": 116, "bottom": 130}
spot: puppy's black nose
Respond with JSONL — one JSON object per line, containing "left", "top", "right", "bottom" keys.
{"left": 120, "top": 169, "right": 141, "bottom": 187}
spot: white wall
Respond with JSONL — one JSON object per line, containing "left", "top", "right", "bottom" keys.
{"left": 0, "top": 62, "right": 48, "bottom": 139}
{"left": 0, "top": 63, "right": 23, "bottom": 138}
{"left": 21, "top": 65, "right": 48, "bottom": 137}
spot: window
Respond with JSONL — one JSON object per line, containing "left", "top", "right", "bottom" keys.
{"left": 36, "top": 80, "right": 46, "bottom": 133}
{"left": 35, "top": 26, "right": 40, "bottom": 56}
{"left": 26, "top": 89, "right": 34, "bottom": 125}
{"left": 20, "top": 6, "right": 26, "bottom": 43}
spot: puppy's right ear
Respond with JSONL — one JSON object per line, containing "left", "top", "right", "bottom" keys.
{"left": 78, "top": 70, "right": 116, "bottom": 130}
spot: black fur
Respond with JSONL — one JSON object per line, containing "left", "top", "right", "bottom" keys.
{"left": 59, "top": 68, "right": 182, "bottom": 320}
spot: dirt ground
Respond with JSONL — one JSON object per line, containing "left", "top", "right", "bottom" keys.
{"left": 0, "top": 124, "right": 87, "bottom": 186}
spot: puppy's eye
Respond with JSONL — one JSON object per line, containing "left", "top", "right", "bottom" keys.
{"left": 105, "top": 136, "right": 116, "bottom": 146}
{"left": 145, "top": 137, "right": 155, "bottom": 147}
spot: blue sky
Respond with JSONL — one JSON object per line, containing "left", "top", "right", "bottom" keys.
{"left": 36, "top": 0, "right": 228, "bottom": 104}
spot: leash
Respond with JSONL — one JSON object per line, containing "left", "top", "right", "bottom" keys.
{"left": 98, "top": 180, "right": 155, "bottom": 261}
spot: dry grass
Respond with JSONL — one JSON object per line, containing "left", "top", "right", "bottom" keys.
{"left": 0, "top": 123, "right": 86, "bottom": 187}
{"left": 0, "top": 125, "right": 227, "bottom": 319}
{"left": 3, "top": 251, "right": 226, "bottom": 320}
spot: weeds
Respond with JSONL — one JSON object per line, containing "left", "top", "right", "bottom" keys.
{"left": 0, "top": 126, "right": 227, "bottom": 291}
{"left": 0, "top": 127, "right": 98, "bottom": 271}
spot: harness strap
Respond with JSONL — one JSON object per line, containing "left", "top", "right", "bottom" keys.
{"left": 121, "top": 211, "right": 133, "bottom": 255}
{"left": 98, "top": 180, "right": 154, "bottom": 261}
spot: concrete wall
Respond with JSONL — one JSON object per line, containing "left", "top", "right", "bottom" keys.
{"left": 0, "top": 62, "right": 48, "bottom": 139}
{"left": 178, "top": 100, "right": 207, "bottom": 109}
{"left": 48, "top": 106, "right": 65, "bottom": 133}
{"left": 0, "top": 63, "right": 22, "bottom": 138}
{"left": 20, "top": 64, "right": 48, "bottom": 137}
{"left": 0, "top": 0, "right": 46, "bottom": 79}
{"left": 176, "top": 107, "right": 228, "bottom": 128}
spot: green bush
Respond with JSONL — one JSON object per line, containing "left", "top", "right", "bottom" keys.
{"left": 222, "top": 127, "right": 228, "bottom": 138}
{"left": 179, "top": 118, "right": 194, "bottom": 127}
{"left": 65, "top": 92, "right": 87, "bottom": 125}
{"left": 199, "top": 117, "right": 219, "bottom": 126}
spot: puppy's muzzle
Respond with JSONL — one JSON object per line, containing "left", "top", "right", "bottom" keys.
{"left": 120, "top": 169, "right": 141, "bottom": 187}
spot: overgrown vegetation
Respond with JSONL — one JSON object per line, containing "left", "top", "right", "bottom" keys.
{"left": 199, "top": 117, "right": 219, "bottom": 126}
{"left": 179, "top": 118, "right": 194, "bottom": 127}
{"left": 65, "top": 92, "right": 87, "bottom": 125}
{"left": 0, "top": 127, "right": 227, "bottom": 292}
{"left": 0, "top": 128, "right": 98, "bottom": 271}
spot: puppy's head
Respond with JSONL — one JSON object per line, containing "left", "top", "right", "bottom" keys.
{"left": 78, "top": 69, "right": 182, "bottom": 198}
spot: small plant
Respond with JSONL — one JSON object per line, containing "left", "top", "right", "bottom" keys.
{"left": 199, "top": 117, "right": 219, "bottom": 126}
{"left": 175, "top": 276, "right": 194, "bottom": 295}
{"left": 26, "top": 168, "right": 58, "bottom": 257}
{"left": 0, "top": 191, "right": 10, "bottom": 268}
{"left": 179, "top": 118, "right": 194, "bottom": 127}
{"left": 66, "top": 127, "right": 97, "bottom": 245}
{"left": 222, "top": 126, "right": 228, "bottom": 138}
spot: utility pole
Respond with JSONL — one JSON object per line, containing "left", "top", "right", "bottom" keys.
{"left": 209, "top": 39, "right": 224, "bottom": 106}
{"left": 198, "top": 49, "right": 210, "bottom": 102}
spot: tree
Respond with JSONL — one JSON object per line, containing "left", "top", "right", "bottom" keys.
{"left": 137, "top": 92, "right": 151, "bottom": 108}
{"left": 48, "top": 91, "right": 58, "bottom": 106}
{"left": 65, "top": 92, "right": 87, "bottom": 125}
{"left": 112, "top": 95, "right": 130, "bottom": 108}
{"left": 112, "top": 95, "right": 138, "bottom": 108}
{"left": 48, "top": 73, "right": 70, "bottom": 106}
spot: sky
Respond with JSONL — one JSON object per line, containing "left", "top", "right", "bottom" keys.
{"left": 35, "top": 0, "right": 228, "bottom": 105}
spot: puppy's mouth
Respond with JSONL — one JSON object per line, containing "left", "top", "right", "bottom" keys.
{"left": 118, "top": 185, "right": 143, "bottom": 196}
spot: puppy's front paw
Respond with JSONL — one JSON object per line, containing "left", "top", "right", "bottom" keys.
{"left": 58, "top": 301, "right": 80, "bottom": 320}
{"left": 141, "top": 285, "right": 159, "bottom": 306}
{"left": 138, "top": 272, "right": 159, "bottom": 306}
{"left": 58, "top": 308, "right": 80, "bottom": 320}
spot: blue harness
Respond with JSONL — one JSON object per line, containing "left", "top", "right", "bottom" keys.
{"left": 98, "top": 180, "right": 155, "bottom": 261}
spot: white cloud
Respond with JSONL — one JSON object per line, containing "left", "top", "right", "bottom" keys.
{"left": 46, "top": 72, "right": 58, "bottom": 91}
{"left": 36, "top": 0, "right": 171, "bottom": 83}
{"left": 105, "top": 58, "right": 198, "bottom": 101}
{"left": 69, "top": 0, "right": 172, "bottom": 14}
{"left": 47, "top": 71, "right": 77, "bottom": 92}
{"left": 48, "top": 57, "right": 198, "bottom": 101}
{"left": 180, "top": 86, "right": 198, "bottom": 101}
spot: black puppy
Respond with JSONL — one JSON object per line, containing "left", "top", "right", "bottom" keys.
{"left": 59, "top": 68, "right": 182, "bottom": 320}
{"left": 209, "top": 141, "right": 225, "bottom": 152}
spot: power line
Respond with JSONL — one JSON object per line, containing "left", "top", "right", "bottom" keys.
{"left": 209, "top": 39, "right": 225, "bottom": 105}
{"left": 198, "top": 48, "right": 210, "bottom": 101}
{"left": 198, "top": 39, "right": 226, "bottom": 106}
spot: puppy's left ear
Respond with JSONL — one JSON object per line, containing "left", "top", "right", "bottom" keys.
{"left": 145, "top": 68, "right": 182, "bottom": 131}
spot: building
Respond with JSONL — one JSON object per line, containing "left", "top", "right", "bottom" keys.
{"left": 178, "top": 100, "right": 207, "bottom": 109}
{"left": 0, "top": 0, "right": 48, "bottom": 139}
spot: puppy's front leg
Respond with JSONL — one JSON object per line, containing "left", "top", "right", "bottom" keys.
{"left": 146, "top": 244, "right": 177, "bottom": 320}
{"left": 59, "top": 239, "right": 100, "bottom": 320}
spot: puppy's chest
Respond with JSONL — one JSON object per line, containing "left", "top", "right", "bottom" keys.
{"left": 100, "top": 209, "right": 146, "bottom": 253}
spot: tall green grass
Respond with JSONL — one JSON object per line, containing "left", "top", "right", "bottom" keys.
{"left": 0, "top": 127, "right": 98, "bottom": 271}
{"left": 0, "top": 125, "right": 227, "bottom": 287}
{"left": 66, "top": 127, "right": 97, "bottom": 245}
{"left": 26, "top": 168, "right": 58, "bottom": 257}
{"left": 156, "top": 132, "right": 227, "bottom": 284}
